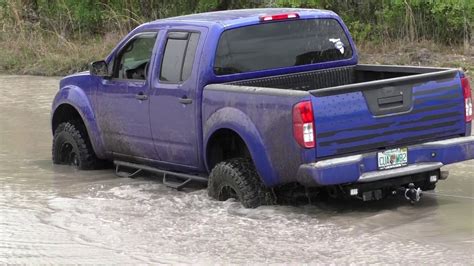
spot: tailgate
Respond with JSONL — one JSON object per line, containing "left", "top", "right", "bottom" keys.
{"left": 311, "top": 69, "right": 466, "bottom": 158}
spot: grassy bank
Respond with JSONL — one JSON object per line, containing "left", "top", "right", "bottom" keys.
{"left": 358, "top": 41, "right": 473, "bottom": 73}
{"left": 0, "top": 30, "right": 123, "bottom": 76}
{"left": 0, "top": 0, "right": 472, "bottom": 76}
{"left": 0, "top": 31, "right": 472, "bottom": 77}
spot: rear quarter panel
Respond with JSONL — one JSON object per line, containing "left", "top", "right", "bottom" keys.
{"left": 202, "top": 84, "right": 313, "bottom": 186}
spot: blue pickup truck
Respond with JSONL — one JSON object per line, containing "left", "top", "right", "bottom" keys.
{"left": 51, "top": 8, "right": 474, "bottom": 207}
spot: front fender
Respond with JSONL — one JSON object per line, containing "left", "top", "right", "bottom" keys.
{"left": 52, "top": 85, "right": 106, "bottom": 159}
{"left": 203, "top": 107, "right": 280, "bottom": 186}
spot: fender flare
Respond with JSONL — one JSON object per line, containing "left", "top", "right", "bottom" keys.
{"left": 51, "top": 85, "right": 107, "bottom": 159}
{"left": 203, "top": 107, "right": 280, "bottom": 186}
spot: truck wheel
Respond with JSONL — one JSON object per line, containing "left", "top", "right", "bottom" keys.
{"left": 207, "top": 158, "right": 275, "bottom": 208}
{"left": 52, "top": 121, "right": 100, "bottom": 170}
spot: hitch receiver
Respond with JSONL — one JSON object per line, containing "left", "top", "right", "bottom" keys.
{"left": 404, "top": 183, "right": 422, "bottom": 204}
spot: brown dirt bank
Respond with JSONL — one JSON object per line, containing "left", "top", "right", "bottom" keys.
{"left": 359, "top": 41, "right": 473, "bottom": 76}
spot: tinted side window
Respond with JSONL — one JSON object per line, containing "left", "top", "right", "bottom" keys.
{"left": 113, "top": 33, "right": 157, "bottom": 80}
{"left": 160, "top": 39, "right": 187, "bottom": 82}
{"left": 160, "top": 32, "right": 200, "bottom": 83}
{"left": 181, "top": 33, "right": 199, "bottom": 81}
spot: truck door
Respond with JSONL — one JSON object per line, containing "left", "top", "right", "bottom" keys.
{"left": 96, "top": 31, "right": 159, "bottom": 160}
{"left": 149, "top": 29, "right": 204, "bottom": 168}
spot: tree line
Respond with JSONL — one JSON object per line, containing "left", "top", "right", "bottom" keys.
{"left": 1, "top": 0, "right": 472, "bottom": 45}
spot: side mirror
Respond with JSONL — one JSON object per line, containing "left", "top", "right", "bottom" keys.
{"left": 90, "top": 60, "right": 110, "bottom": 77}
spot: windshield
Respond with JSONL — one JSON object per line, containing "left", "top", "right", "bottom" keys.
{"left": 214, "top": 19, "right": 353, "bottom": 75}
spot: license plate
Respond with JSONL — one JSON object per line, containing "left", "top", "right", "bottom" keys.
{"left": 377, "top": 148, "right": 408, "bottom": 170}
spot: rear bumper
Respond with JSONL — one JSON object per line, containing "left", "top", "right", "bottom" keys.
{"left": 296, "top": 136, "right": 474, "bottom": 187}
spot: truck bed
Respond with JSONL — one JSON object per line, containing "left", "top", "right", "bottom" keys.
{"left": 228, "top": 65, "right": 467, "bottom": 158}
{"left": 229, "top": 64, "right": 455, "bottom": 92}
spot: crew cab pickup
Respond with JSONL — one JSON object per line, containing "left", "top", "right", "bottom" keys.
{"left": 51, "top": 8, "right": 474, "bottom": 207}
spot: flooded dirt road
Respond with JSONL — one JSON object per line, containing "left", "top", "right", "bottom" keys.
{"left": 0, "top": 75, "right": 473, "bottom": 264}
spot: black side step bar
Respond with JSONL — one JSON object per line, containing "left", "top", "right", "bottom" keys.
{"left": 114, "top": 160, "right": 208, "bottom": 191}
{"left": 115, "top": 164, "right": 143, "bottom": 178}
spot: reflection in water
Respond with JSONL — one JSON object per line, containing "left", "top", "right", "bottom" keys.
{"left": 0, "top": 75, "right": 473, "bottom": 263}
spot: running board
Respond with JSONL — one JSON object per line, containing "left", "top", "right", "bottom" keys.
{"left": 115, "top": 164, "right": 143, "bottom": 178}
{"left": 114, "top": 160, "right": 208, "bottom": 191}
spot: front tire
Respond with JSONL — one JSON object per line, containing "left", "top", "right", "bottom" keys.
{"left": 52, "top": 121, "right": 100, "bottom": 170}
{"left": 207, "top": 158, "right": 275, "bottom": 208}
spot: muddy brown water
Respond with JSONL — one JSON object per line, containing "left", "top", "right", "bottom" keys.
{"left": 0, "top": 75, "right": 473, "bottom": 264}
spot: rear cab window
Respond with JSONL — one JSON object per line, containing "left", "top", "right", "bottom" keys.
{"left": 214, "top": 19, "right": 353, "bottom": 75}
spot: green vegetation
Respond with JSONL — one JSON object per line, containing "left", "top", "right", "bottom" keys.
{"left": 0, "top": 0, "right": 472, "bottom": 76}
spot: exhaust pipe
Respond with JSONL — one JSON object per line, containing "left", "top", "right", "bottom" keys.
{"left": 439, "top": 170, "right": 449, "bottom": 180}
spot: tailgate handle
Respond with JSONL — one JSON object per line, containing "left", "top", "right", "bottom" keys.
{"left": 378, "top": 95, "right": 403, "bottom": 108}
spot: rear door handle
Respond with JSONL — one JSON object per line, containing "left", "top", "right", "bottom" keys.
{"left": 135, "top": 92, "right": 148, "bottom": 101}
{"left": 179, "top": 96, "right": 192, "bottom": 104}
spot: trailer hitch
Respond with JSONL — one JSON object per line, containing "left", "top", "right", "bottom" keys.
{"left": 403, "top": 183, "right": 422, "bottom": 204}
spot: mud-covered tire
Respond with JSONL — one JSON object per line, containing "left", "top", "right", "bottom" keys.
{"left": 52, "top": 121, "right": 101, "bottom": 170}
{"left": 207, "top": 158, "right": 276, "bottom": 208}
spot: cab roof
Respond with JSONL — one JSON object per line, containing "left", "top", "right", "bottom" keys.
{"left": 144, "top": 8, "right": 338, "bottom": 29}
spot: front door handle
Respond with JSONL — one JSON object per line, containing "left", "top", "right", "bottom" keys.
{"left": 135, "top": 92, "right": 148, "bottom": 101}
{"left": 179, "top": 96, "right": 192, "bottom": 104}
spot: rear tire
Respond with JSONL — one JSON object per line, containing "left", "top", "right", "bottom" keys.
{"left": 52, "top": 121, "right": 101, "bottom": 170}
{"left": 207, "top": 158, "right": 275, "bottom": 208}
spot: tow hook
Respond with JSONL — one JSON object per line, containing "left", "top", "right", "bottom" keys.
{"left": 404, "top": 183, "right": 422, "bottom": 204}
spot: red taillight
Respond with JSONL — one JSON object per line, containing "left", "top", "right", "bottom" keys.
{"left": 461, "top": 76, "right": 473, "bottom": 122}
{"left": 293, "top": 101, "right": 315, "bottom": 148}
{"left": 259, "top": 12, "right": 299, "bottom": 22}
